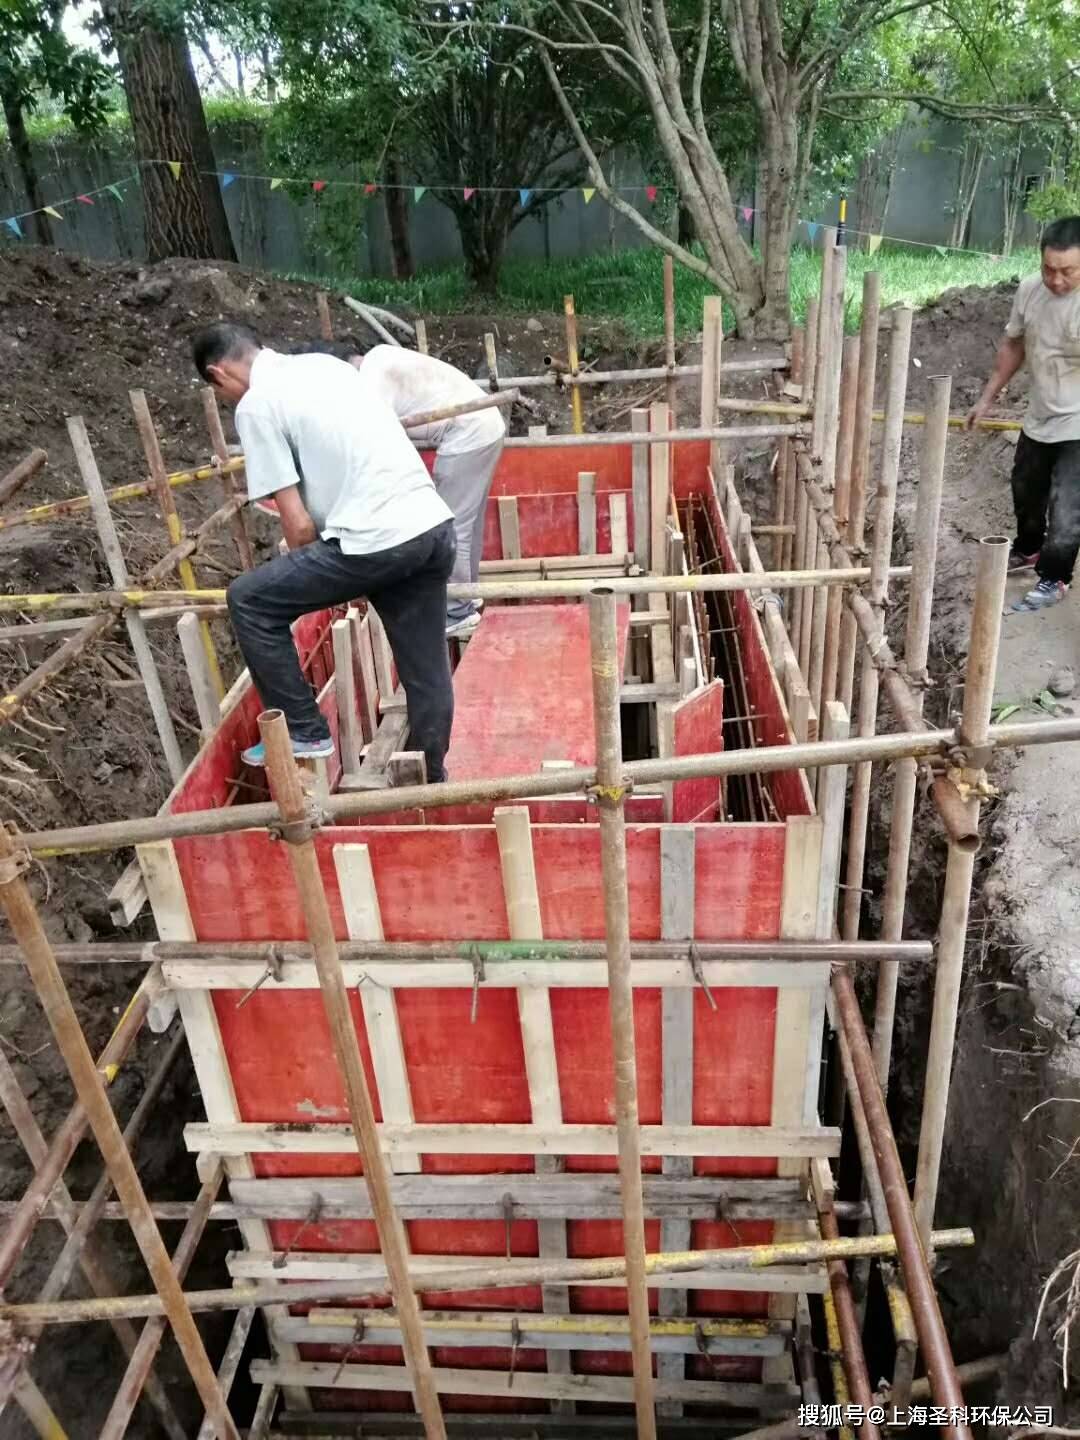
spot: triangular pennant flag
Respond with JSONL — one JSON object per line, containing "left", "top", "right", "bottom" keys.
{"left": 868, "top": 233, "right": 883, "bottom": 255}
{"left": 4, "top": 217, "right": 22, "bottom": 237}
{"left": 935, "top": 244, "right": 948, "bottom": 257}
{"left": 413, "top": 185, "right": 427, "bottom": 203}
{"left": 463, "top": 187, "right": 476, "bottom": 201}
{"left": 43, "top": 206, "right": 63, "bottom": 220}
{"left": 77, "top": 193, "right": 94, "bottom": 206}
{"left": 742, "top": 206, "right": 753, "bottom": 222}
{"left": 805, "top": 220, "right": 819, "bottom": 242}
{"left": 270, "top": 177, "right": 283, "bottom": 191}
{"left": 106, "top": 185, "right": 123, "bottom": 202}
{"left": 518, "top": 188, "right": 532, "bottom": 207}
{"left": 645, "top": 185, "right": 658, "bottom": 203}
{"left": 312, "top": 179, "right": 327, "bottom": 193}
{"left": 364, "top": 183, "right": 377, "bottom": 196}
{"left": 167, "top": 160, "right": 182, "bottom": 181}
{"left": 221, "top": 172, "right": 236, "bottom": 188}
{"left": 582, "top": 187, "right": 596, "bottom": 204}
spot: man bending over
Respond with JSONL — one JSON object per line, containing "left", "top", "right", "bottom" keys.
{"left": 192, "top": 322, "right": 456, "bottom": 781}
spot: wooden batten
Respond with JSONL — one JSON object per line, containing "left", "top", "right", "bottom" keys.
{"left": 577, "top": 471, "right": 597, "bottom": 555}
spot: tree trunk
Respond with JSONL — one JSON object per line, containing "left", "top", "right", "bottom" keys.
{"left": 1, "top": 91, "right": 51, "bottom": 246}
{"left": 454, "top": 194, "right": 512, "bottom": 291}
{"left": 1001, "top": 130, "right": 1025, "bottom": 256}
{"left": 102, "top": 0, "right": 235, "bottom": 263}
{"left": 950, "top": 138, "right": 984, "bottom": 249}
{"left": 383, "top": 154, "right": 414, "bottom": 280}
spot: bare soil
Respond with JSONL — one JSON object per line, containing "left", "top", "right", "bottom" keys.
{"left": 1, "top": 247, "right": 1075, "bottom": 1433}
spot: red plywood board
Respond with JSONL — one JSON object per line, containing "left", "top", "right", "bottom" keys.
{"left": 444, "top": 604, "right": 630, "bottom": 780}
{"left": 673, "top": 679, "right": 725, "bottom": 822}
{"left": 481, "top": 490, "right": 634, "bottom": 561}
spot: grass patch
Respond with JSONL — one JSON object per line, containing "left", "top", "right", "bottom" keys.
{"left": 309, "top": 242, "right": 1037, "bottom": 338}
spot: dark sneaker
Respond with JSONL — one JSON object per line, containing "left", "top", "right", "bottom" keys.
{"left": 241, "top": 736, "right": 335, "bottom": 766}
{"left": 1007, "top": 548, "right": 1039, "bottom": 573}
{"left": 1008, "top": 578, "right": 1069, "bottom": 613}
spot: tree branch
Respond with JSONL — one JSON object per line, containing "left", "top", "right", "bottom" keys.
{"left": 826, "top": 88, "right": 1066, "bottom": 123}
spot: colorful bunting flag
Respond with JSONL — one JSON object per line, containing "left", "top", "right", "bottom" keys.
{"left": 312, "top": 180, "right": 327, "bottom": 193}
{"left": 868, "top": 233, "right": 883, "bottom": 255}
{"left": 805, "top": 220, "right": 819, "bottom": 243}
{"left": 106, "top": 185, "right": 123, "bottom": 202}
{"left": 77, "top": 193, "right": 94, "bottom": 206}
{"left": 414, "top": 185, "right": 427, "bottom": 203}
{"left": 167, "top": 161, "right": 182, "bottom": 181}
{"left": 463, "top": 187, "right": 476, "bottom": 201}
{"left": 742, "top": 206, "right": 753, "bottom": 222}
{"left": 519, "top": 188, "right": 532, "bottom": 207}
{"left": 221, "top": 172, "right": 236, "bottom": 188}
{"left": 645, "top": 185, "right": 658, "bottom": 203}
{"left": 935, "top": 244, "right": 948, "bottom": 257}
{"left": 43, "top": 206, "right": 63, "bottom": 220}
{"left": 4, "top": 217, "right": 22, "bottom": 237}
{"left": 270, "top": 177, "right": 283, "bottom": 191}
{"left": 582, "top": 187, "right": 596, "bottom": 204}
{"left": 364, "top": 183, "right": 377, "bottom": 196}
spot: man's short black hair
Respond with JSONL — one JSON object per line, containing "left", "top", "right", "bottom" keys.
{"left": 289, "top": 337, "right": 367, "bottom": 362}
{"left": 1041, "top": 216, "right": 1080, "bottom": 253}
{"left": 192, "top": 322, "right": 262, "bottom": 381}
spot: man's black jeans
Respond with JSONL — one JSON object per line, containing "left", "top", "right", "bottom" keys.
{"left": 1012, "top": 431, "right": 1080, "bottom": 584}
{"left": 227, "top": 520, "right": 456, "bottom": 781}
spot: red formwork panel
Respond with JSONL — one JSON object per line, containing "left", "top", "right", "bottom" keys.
{"left": 167, "top": 441, "right": 813, "bottom": 1412}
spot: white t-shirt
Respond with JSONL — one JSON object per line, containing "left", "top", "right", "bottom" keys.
{"left": 360, "top": 346, "right": 505, "bottom": 457}
{"left": 1005, "top": 274, "right": 1080, "bottom": 442}
{"left": 236, "top": 349, "right": 451, "bottom": 555}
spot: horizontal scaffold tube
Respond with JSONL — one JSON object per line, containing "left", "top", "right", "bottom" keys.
{"left": 19, "top": 714, "right": 1080, "bottom": 857}
{"left": 0, "top": 1228, "right": 973, "bottom": 1328}
{"left": 0, "top": 564, "right": 914, "bottom": 616}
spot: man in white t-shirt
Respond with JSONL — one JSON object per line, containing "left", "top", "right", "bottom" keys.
{"left": 967, "top": 215, "right": 1080, "bottom": 613}
{"left": 193, "top": 322, "right": 457, "bottom": 780}
{"left": 295, "top": 339, "right": 504, "bottom": 639}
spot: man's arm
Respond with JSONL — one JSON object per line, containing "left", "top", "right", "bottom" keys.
{"left": 274, "top": 484, "right": 317, "bottom": 550}
{"left": 966, "top": 335, "right": 1025, "bottom": 429}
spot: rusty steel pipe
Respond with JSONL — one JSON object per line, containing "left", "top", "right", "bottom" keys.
{"left": 817, "top": 1199, "right": 881, "bottom": 1440}
{"left": 589, "top": 590, "right": 657, "bottom": 1439}
{"left": 832, "top": 968, "right": 973, "bottom": 1440}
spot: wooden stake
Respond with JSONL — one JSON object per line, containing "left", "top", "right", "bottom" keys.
{"left": 130, "top": 389, "right": 225, "bottom": 699}
{"left": 700, "top": 296, "right": 723, "bottom": 429}
{"left": 259, "top": 712, "right": 447, "bottom": 1440}
{"left": 497, "top": 496, "right": 522, "bottom": 560}
{"left": 316, "top": 292, "right": 333, "bottom": 341}
{"left": 414, "top": 318, "right": 428, "bottom": 355}
{"left": 563, "top": 295, "right": 585, "bottom": 435}
{"left": 0, "top": 448, "right": 47, "bottom": 508}
{"left": 201, "top": 387, "right": 254, "bottom": 570}
{"left": 577, "top": 471, "right": 597, "bottom": 554}
{"left": 663, "top": 254, "right": 678, "bottom": 420}
{"left": 483, "top": 332, "right": 499, "bottom": 390}
{"left": 650, "top": 402, "right": 671, "bottom": 574}
{"left": 351, "top": 609, "right": 378, "bottom": 744}
{"left": 67, "top": 417, "right": 185, "bottom": 783}
{"left": 331, "top": 618, "right": 362, "bottom": 774}
{"left": 178, "top": 612, "right": 221, "bottom": 739}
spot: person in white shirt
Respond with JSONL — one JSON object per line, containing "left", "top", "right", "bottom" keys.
{"left": 967, "top": 214, "right": 1080, "bottom": 613}
{"left": 192, "top": 322, "right": 456, "bottom": 781}
{"left": 294, "top": 339, "right": 504, "bottom": 639}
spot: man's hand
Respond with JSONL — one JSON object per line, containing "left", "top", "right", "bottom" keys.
{"left": 965, "top": 398, "right": 992, "bottom": 431}
{"left": 273, "top": 484, "right": 318, "bottom": 550}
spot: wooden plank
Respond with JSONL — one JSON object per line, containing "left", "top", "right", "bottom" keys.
{"left": 369, "top": 605, "right": 395, "bottom": 704}
{"left": 498, "top": 496, "right": 522, "bottom": 560}
{"left": 657, "top": 700, "right": 675, "bottom": 822}
{"left": 609, "top": 492, "right": 629, "bottom": 559}
{"left": 342, "top": 709, "right": 409, "bottom": 791}
{"left": 108, "top": 859, "right": 147, "bottom": 927}
{"left": 235, "top": 1253, "right": 827, "bottom": 1296}
{"left": 333, "top": 844, "right": 419, "bottom": 1173}
{"left": 162, "top": 955, "right": 831, "bottom": 992}
{"left": 631, "top": 409, "right": 650, "bottom": 568}
{"left": 331, "top": 618, "right": 362, "bottom": 775}
{"left": 249, "top": 1358, "right": 800, "bottom": 1408}
{"left": 226, "top": 1172, "right": 813, "bottom": 1222}
{"left": 351, "top": 610, "right": 379, "bottom": 744}
{"left": 650, "top": 401, "right": 671, "bottom": 574}
{"left": 816, "top": 703, "right": 849, "bottom": 941}
{"left": 185, "top": 1121, "right": 841, "bottom": 1158}
{"left": 137, "top": 839, "right": 310, "bottom": 1411}
{"left": 764, "top": 814, "right": 825, "bottom": 1387}
{"left": 177, "top": 611, "right": 221, "bottom": 737}
{"left": 577, "top": 471, "right": 597, "bottom": 555}
{"left": 388, "top": 751, "right": 426, "bottom": 787}
{"left": 659, "top": 825, "right": 696, "bottom": 1412}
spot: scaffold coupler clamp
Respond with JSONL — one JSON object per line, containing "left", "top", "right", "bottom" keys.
{"left": 267, "top": 798, "right": 325, "bottom": 845}
{"left": 586, "top": 776, "right": 634, "bottom": 808}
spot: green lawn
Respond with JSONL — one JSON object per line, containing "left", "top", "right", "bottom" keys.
{"left": 310, "top": 242, "right": 1038, "bottom": 339}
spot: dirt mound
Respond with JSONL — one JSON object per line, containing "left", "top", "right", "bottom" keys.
{"left": 900, "top": 278, "right": 1025, "bottom": 412}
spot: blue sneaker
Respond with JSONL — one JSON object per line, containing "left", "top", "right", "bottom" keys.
{"left": 241, "top": 736, "right": 335, "bottom": 767}
{"left": 1008, "top": 578, "right": 1069, "bottom": 613}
